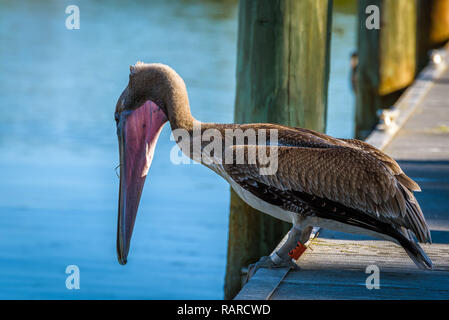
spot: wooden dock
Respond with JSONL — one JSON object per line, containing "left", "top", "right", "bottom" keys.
{"left": 236, "top": 47, "right": 449, "bottom": 300}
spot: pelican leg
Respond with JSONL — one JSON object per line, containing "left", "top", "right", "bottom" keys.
{"left": 245, "top": 226, "right": 312, "bottom": 282}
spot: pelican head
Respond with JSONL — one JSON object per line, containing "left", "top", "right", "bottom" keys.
{"left": 114, "top": 62, "right": 192, "bottom": 265}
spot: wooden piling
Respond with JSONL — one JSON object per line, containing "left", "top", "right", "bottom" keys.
{"left": 417, "top": 0, "right": 449, "bottom": 72}
{"left": 355, "top": 0, "right": 417, "bottom": 139}
{"left": 224, "top": 0, "right": 332, "bottom": 299}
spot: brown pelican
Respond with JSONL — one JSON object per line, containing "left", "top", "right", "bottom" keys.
{"left": 115, "top": 62, "right": 433, "bottom": 277}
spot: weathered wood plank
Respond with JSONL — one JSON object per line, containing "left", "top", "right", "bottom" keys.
{"left": 237, "top": 238, "right": 449, "bottom": 300}
{"left": 234, "top": 268, "right": 288, "bottom": 300}
{"left": 271, "top": 268, "right": 449, "bottom": 300}
{"left": 272, "top": 238, "right": 449, "bottom": 299}
{"left": 297, "top": 239, "right": 449, "bottom": 272}
{"left": 236, "top": 238, "right": 449, "bottom": 300}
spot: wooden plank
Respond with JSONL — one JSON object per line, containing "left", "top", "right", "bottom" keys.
{"left": 270, "top": 269, "right": 449, "bottom": 300}
{"left": 234, "top": 268, "right": 289, "bottom": 300}
{"left": 272, "top": 238, "right": 449, "bottom": 299}
{"left": 237, "top": 238, "right": 449, "bottom": 300}
{"left": 297, "top": 239, "right": 449, "bottom": 271}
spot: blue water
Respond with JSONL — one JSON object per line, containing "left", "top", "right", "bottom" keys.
{"left": 0, "top": 0, "right": 355, "bottom": 299}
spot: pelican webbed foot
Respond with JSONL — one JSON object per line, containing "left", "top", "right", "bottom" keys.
{"left": 244, "top": 225, "right": 312, "bottom": 283}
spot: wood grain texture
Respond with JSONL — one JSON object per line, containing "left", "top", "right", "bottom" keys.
{"left": 378, "top": 0, "right": 416, "bottom": 96}
{"left": 236, "top": 239, "right": 449, "bottom": 300}
{"left": 298, "top": 238, "right": 449, "bottom": 271}
{"left": 224, "top": 0, "right": 333, "bottom": 299}
{"left": 429, "top": 0, "right": 449, "bottom": 45}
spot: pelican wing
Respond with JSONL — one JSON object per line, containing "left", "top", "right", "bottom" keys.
{"left": 224, "top": 144, "right": 431, "bottom": 243}
{"left": 341, "top": 138, "right": 421, "bottom": 191}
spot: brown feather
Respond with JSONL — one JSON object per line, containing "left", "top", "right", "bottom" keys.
{"left": 223, "top": 141, "right": 431, "bottom": 243}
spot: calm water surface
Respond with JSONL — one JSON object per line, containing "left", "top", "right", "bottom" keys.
{"left": 0, "top": 0, "right": 355, "bottom": 299}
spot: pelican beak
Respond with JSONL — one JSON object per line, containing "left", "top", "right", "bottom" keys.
{"left": 116, "top": 100, "right": 167, "bottom": 265}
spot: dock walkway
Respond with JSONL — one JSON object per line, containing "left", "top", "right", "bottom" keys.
{"left": 236, "top": 48, "right": 449, "bottom": 300}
